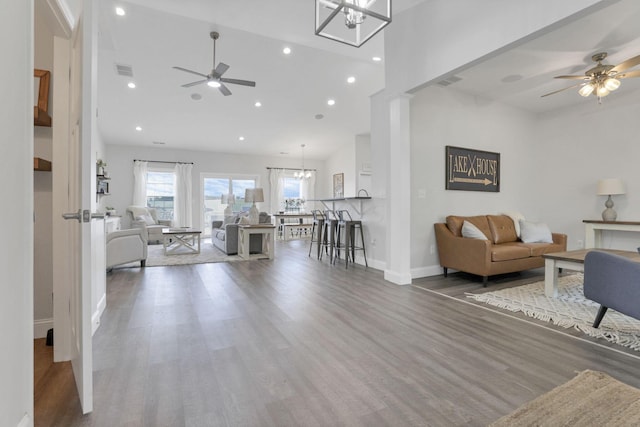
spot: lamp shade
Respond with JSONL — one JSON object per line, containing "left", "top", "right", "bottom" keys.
{"left": 245, "top": 188, "right": 264, "bottom": 203}
{"left": 596, "top": 179, "right": 626, "bottom": 196}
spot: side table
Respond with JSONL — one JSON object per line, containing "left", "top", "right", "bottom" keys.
{"left": 238, "top": 225, "right": 276, "bottom": 260}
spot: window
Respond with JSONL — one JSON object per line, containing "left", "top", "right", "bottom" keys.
{"left": 283, "top": 177, "right": 302, "bottom": 199}
{"left": 201, "top": 174, "right": 258, "bottom": 235}
{"left": 146, "top": 170, "right": 175, "bottom": 221}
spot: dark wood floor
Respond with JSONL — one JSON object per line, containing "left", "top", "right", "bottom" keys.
{"left": 36, "top": 240, "right": 640, "bottom": 426}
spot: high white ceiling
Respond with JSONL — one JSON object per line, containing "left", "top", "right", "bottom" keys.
{"left": 97, "top": 0, "right": 640, "bottom": 161}
{"left": 97, "top": 0, "right": 424, "bottom": 160}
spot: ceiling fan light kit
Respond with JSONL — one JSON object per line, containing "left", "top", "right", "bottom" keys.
{"left": 543, "top": 52, "right": 640, "bottom": 103}
{"left": 315, "top": 0, "right": 391, "bottom": 47}
{"left": 173, "top": 31, "right": 256, "bottom": 96}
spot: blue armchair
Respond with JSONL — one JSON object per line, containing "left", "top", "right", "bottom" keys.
{"left": 583, "top": 251, "right": 640, "bottom": 328}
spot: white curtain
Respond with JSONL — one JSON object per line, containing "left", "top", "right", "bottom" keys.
{"left": 173, "top": 163, "right": 193, "bottom": 227}
{"left": 269, "top": 168, "right": 286, "bottom": 213}
{"left": 301, "top": 171, "right": 316, "bottom": 211}
{"left": 132, "top": 160, "right": 148, "bottom": 206}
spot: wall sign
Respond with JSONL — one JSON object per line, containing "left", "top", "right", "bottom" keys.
{"left": 445, "top": 145, "right": 500, "bottom": 192}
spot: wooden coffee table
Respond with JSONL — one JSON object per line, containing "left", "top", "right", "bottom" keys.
{"left": 542, "top": 249, "right": 640, "bottom": 297}
{"left": 162, "top": 228, "right": 201, "bottom": 255}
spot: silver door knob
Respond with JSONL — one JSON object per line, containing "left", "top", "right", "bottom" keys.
{"left": 62, "top": 210, "right": 82, "bottom": 223}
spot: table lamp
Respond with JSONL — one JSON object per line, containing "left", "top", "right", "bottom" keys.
{"left": 596, "top": 178, "right": 626, "bottom": 221}
{"left": 221, "top": 193, "right": 235, "bottom": 217}
{"left": 245, "top": 188, "right": 264, "bottom": 224}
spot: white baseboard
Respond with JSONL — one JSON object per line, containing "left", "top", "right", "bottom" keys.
{"left": 411, "top": 265, "right": 445, "bottom": 279}
{"left": 34, "top": 318, "right": 53, "bottom": 339}
{"left": 91, "top": 293, "right": 106, "bottom": 336}
{"left": 384, "top": 269, "right": 412, "bottom": 285}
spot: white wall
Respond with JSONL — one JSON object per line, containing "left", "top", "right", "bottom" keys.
{"left": 34, "top": 2, "right": 55, "bottom": 339}
{"left": 325, "top": 142, "right": 356, "bottom": 197}
{"left": 0, "top": 0, "right": 34, "bottom": 425}
{"left": 104, "top": 144, "right": 326, "bottom": 229}
{"left": 409, "top": 87, "right": 538, "bottom": 274}
{"left": 535, "top": 90, "right": 640, "bottom": 251}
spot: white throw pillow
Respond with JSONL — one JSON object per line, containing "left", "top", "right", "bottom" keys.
{"left": 238, "top": 216, "right": 250, "bottom": 225}
{"left": 502, "top": 211, "right": 525, "bottom": 237}
{"left": 461, "top": 220, "right": 488, "bottom": 240}
{"left": 519, "top": 220, "right": 553, "bottom": 243}
{"left": 136, "top": 214, "right": 156, "bottom": 226}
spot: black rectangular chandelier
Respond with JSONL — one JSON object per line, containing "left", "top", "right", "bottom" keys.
{"left": 315, "top": 0, "right": 392, "bottom": 47}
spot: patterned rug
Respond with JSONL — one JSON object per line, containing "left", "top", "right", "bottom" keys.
{"left": 466, "top": 274, "right": 640, "bottom": 351}
{"left": 144, "top": 238, "right": 241, "bottom": 267}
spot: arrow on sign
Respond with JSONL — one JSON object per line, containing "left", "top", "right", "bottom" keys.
{"left": 453, "top": 177, "right": 493, "bottom": 186}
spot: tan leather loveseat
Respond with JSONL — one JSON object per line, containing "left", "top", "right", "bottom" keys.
{"left": 434, "top": 215, "right": 567, "bottom": 286}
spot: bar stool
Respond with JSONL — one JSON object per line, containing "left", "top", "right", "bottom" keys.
{"left": 333, "top": 210, "right": 368, "bottom": 269}
{"left": 308, "top": 210, "right": 326, "bottom": 259}
{"left": 321, "top": 210, "right": 338, "bottom": 262}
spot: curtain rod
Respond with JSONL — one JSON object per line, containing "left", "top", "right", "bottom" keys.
{"left": 266, "top": 167, "right": 317, "bottom": 172}
{"left": 134, "top": 159, "right": 194, "bottom": 165}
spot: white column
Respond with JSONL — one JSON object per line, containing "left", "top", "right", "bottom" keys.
{"left": 384, "top": 95, "right": 413, "bottom": 285}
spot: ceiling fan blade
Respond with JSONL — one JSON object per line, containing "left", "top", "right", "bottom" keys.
{"left": 173, "top": 66, "right": 208, "bottom": 78}
{"left": 212, "top": 62, "right": 230, "bottom": 78}
{"left": 218, "top": 83, "right": 232, "bottom": 96}
{"left": 554, "top": 75, "right": 589, "bottom": 80}
{"left": 611, "top": 55, "right": 640, "bottom": 73}
{"left": 541, "top": 83, "right": 584, "bottom": 98}
{"left": 220, "top": 77, "right": 256, "bottom": 87}
{"left": 181, "top": 79, "right": 208, "bottom": 88}
{"left": 618, "top": 69, "right": 640, "bottom": 79}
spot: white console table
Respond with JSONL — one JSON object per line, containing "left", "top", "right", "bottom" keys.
{"left": 583, "top": 220, "right": 640, "bottom": 248}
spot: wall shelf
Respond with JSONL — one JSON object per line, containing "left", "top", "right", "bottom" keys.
{"left": 33, "top": 157, "right": 52, "bottom": 171}
{"left": 34, "top": 106, "right": 52, "bottom": 127}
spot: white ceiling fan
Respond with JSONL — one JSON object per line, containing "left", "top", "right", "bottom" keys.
{"left": 542, "top": 52, "right": 640, "bottom": 101}
{"left": 173, "top": 31, "right": 256, "bottom": 96}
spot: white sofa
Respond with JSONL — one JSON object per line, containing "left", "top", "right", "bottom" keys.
{"left": 126, "top": 206, "right": 172, "bottom": 244}
{"left": 106, "top": 228, "right": 148, "bottom": 269}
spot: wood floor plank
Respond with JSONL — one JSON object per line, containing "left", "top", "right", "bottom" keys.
{"left": 35, "top": 240, "right": 640, "bottom": 426}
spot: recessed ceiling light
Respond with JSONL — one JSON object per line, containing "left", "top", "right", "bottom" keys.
{"left": 327, "top": 99, "right": 336, "bottom": 106}
{"left": 135, "top": 126, "right": 142, "bottom": 132}
{"left": 239, "top": 136, "right": 245, "bottom": 141}
{"left": 283, "top": 47, "right": 292, "bottom": 55}
{"left": 127, "top": 82, "right": 136, "bottom": 89}
{"left": 347, "top": 76, "right": 356, "bottom": 84}
{"left": 207, "top": 81, "right": 221, "bottom": 88}
{"left": 372, "top": 56, "right": 382, "bottom": 62}
{"left": 255, "top": 101, "right": 262, "bottom": 107}
{"left": 190, "top": 93, "right": 202, "bottom": 100}
{"left": 115, "top": 7, "right": 125, "bottom": 16}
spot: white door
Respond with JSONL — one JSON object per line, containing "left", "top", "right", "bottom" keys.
{"left": 55, "top": 4, "right": 101, "bottom": 413}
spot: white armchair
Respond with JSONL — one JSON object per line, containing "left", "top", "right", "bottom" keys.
{"left": 126, "top": 206, "right": 172, "bottom": 244}
{"left": 106, "top": 228, "right": 148, "bottom": 269}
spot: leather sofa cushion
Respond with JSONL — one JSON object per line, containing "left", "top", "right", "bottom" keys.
{"left": 446, "top": 215, "right": 491, "bottom": 239}
{"left": 491, "top": 243, "right": 531, "bottom": 261}
{"left": 519, "top": 242, "right": 565, "bottom": 257}
{"left": 487, "top": 215, "right": 518, "bottom": 244}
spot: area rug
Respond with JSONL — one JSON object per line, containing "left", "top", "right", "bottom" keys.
{"left": 491, "top": 370, "right": 640, "bottom": 426}
{"left": 144, "top": 238, "right": 242, "bottom": 267}
{"left": 466, "top": 274, "right": 640, "bottom": 351}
